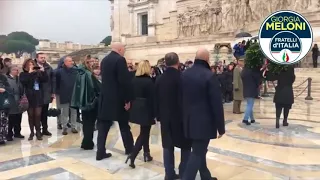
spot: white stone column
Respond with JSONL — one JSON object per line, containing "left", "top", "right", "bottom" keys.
{"left": 129, "top": 8, "right": 134, "bottom": 35}
{"left": 112, "top": 0, "right": 121, "bottom": 42}
{"left": 148, "top": 3, "right": 156, "bottom": 36}
{"left": 171, "top": 0, "right": 177, "bottom": 11}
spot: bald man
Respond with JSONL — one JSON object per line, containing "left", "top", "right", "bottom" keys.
{"left": 181, "top": 48, "right": 225, "bottom": 180}
{"left": 97, "top": 43, "right": 134, "bottom": 161}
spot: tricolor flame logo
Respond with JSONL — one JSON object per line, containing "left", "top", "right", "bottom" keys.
{"left": 282, "top": 51, "right": 289, "bottom": 62}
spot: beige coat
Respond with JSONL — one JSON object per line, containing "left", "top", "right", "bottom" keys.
{"left": 233, "top": 66, "right": 244, "bottom": 100}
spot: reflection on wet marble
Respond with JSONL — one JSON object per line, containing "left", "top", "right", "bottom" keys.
{"left": 0, "top": 154, "right": 54, "bottom": 172}
{"left": 238, "top": 120, "right": 320, "bottom": 138}
{"left": 2, "top": 98, "right": 320, "bottom": 179}
{"left": 11, "top": 167, "right": 82, "bottom": 180}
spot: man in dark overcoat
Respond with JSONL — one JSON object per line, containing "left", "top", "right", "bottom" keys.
{"left": 97, "top": 43, "right": 134, "bottom": 161}
{"left": 36, "top": 53, "right": 55, "bottom": 136}
{"left": 155, "top": 52, "right": 191, "bottom": 180}
{"left": 181, "top": 48, "right": 225, "bottom": 180}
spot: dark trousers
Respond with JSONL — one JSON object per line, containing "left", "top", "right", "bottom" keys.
{"left": 8, "top": 113, "right": 23, "bottom": 136}
{"left": 81, "top": 109, "right": 96, "bottom": 148}
{"left": 131, "top": 126, "right": 151, "bottom": 160}
{"left": 224, "top": 90, "right": 233, "bottom": 102}
{"left": 313, "top": 56, "right": 318, "bottom": 68}
{"left": 183, "top": 139, "right": 211, "bottom": 180}
{"left": 97, "top": 120, "right": 134, "bottom": 155}
{"left": 41, "top": 104, "right": 49, "bottom": 131}
{"left": 97, "top": 121, "right": 112, "bottom": 156}
{"left": 275, "top": 103, "right": 290, "bottom": 120}
{"left": 164, "top": 146, "right": 190, "bottom": 179}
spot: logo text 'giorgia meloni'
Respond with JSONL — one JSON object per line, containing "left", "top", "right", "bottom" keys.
{"left": 259, "top": 10, "right": 313, "bottom": 65}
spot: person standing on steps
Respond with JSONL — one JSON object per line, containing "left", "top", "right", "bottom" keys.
{"left": 20, "top": 59, "right": 48, "bottom": 141}
{"left": 155, "top": 52, "right": 191, "bottom": 180}
{"left": 181, "top": 48, "right": 225, "bottom": 180}
{"left": 55, "top": 56, "right": 78, "bottom": 135}
{"left": 312, "top": 44, "right": 319, "bottom": 68}
{"left": 241, "top": 60, "right": 261, "bottom": 126}
{"left": 125, "top": 60, "right": 155, "bottom": 169}
{"left": 35, "top": 53, "right": 55, "bottom": 136}
{"left": 97, "top": 43, "right": 134, "bottom": 161}
{"left": 263, "top": 66, "right": 295, "bottom": 128}
{"left": 6, "top": 65, "right": 24, "bottom": 141}
{"left": 233, "top": 58, "right": 244, "bottom": 114}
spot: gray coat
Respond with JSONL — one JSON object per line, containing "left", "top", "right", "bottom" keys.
{"left": 6, "top": 75, "right": 23, "bottom": 114}
{"left": 233, "top": 66, "right": 244, "bottom": 100}
{"left": 41, "top": 63, "right": 55, "bottom": 105}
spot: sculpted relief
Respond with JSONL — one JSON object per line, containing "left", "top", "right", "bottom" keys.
{"left": 177, "top": 0, "right": 320, "bottom": 37}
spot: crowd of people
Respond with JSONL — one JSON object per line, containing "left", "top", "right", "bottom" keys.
{"left": 0, "top": 41, "right": 296, "bottom": 180}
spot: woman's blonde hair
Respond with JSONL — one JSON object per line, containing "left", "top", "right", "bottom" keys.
{"left": 135, "top": 60, "right": 151, "bottom": 76}
{"left": 82, "top": 54, "right": 93, "bottom": 72}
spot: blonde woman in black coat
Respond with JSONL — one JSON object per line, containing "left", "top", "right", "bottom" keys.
{"left": 264, "top": 66, "right": 295, "bottom": 128}
{"left": 126, "top": 60, "right": 155, "bottom": 168}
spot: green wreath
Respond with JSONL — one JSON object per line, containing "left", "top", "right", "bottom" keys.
{"left": 245, "top": 43, "right": 288, "bottom": 74}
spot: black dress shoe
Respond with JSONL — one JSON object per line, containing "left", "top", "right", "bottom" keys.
{"left": 251, "top": 120, "right": 256, "bottom": 123}
{"left": 6, "top": 136, "right": 13, "bottom": 141}
{"left": 96, "top": 153, "right": 112, "bottom": 161}
{"left": 242, "top": 120, "right": 251, "bottom": 125}
{"left": 143, "top": 152, "right": 153, "bottom": 162}
{"left": 14, "top": 134, "right": 25, "bottom": 139}
{"left": 42, "top": 130, "right": 52, "bottom": 136}
{"left": 164, "top": 174, "right": 180, "bottom": 180}
{"left": 125, "top": 154, "right": 135, "bottom": 169}
{"left": 81, "top": 143, "right": 94, "bottom": 150}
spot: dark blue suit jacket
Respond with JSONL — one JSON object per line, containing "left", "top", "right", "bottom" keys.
{"left": 182, "top": 59, "right": 225, "bottom": 140}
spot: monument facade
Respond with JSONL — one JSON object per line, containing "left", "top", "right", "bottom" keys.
{"left": 110, "top": 0, "right": 320, "bottom": 64}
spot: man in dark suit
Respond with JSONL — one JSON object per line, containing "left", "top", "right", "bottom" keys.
{"left": 181, "top": 48, "right": 225, "bottom": 180}
{"left": 155, "top": 52, "right": 191, "bottom": 180}
{"left": 97, "top": 43, "right": 134, "bottom": 161}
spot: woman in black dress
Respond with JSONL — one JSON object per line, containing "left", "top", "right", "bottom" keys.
{"left": 264, "top": 66, "right": 295, "bottom": 128}
{"left": 20, "top": 59, "right": 48, "bottom": 140}
{"left": 126, "top": 60, "right": 155, "bottom": 168}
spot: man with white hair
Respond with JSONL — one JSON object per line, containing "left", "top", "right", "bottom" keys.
{"left": 97, "top": 43, "right": 134, "bottom": 161}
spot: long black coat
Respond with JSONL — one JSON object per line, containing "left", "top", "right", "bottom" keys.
{"left": 223, "top": 70, "right": 233, "bottom": 92}
{"left": 129, "top": 75, "right": 155, "bottom": 126}
{"left": 181, "top": 60, "right": 225, "bottom": 140}
{"left": 241, "top": 67, "right": 261, "bottom": 98}
{"left": 266, "top": 67, "right": 295, "bottom": 105}
{"left": 98, "top": 51, "right": 133, "bottom": 122}
{"left": 20, "top": 71, "right": 48, "bottom": 108}
{"left": 155, "top": 67, "right": 191, "bottom": 149}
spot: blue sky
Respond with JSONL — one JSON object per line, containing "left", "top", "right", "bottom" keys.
{"left": 0, "top": 0, "right": 111, "bottom": 44}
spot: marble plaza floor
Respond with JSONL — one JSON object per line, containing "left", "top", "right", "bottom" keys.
{"left": 1, "top": 97, "right": 320, "bottom": 180}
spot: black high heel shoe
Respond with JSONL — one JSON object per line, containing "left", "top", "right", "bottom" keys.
{"left": 143, "top": 152, "right": 153, "bottom": 162}
{"left": 125, "top": 154, "right": 136, "bottom": 169}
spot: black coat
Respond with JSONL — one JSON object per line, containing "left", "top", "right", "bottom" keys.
{"left": 266, "top": 67, "right": 295, "bottom": 105}
{"left": 223, "top": 70, "right": 233, "bottom": 92}
{"left": 241, "top": 67, "right": 261, "bottom": 98}
{"left": 129, "top": 75, "right": 155, "bottom": 126}
{"left": 55, "top": 66, "right": 78, "bottom": 104}
{"left": 98, "top": 51, "right": 133, "bottom": 122}
{"left": 155, "top": 67, "right": 191, "bottom": 149}
{"left": 182, "top": 60, "right": 225, "bottom": 140}
{"left": 20, "top": 71, "right": 48, "bottom": 108}
{"left": 41, "top": 63, "right": 55, "bottom": 105}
